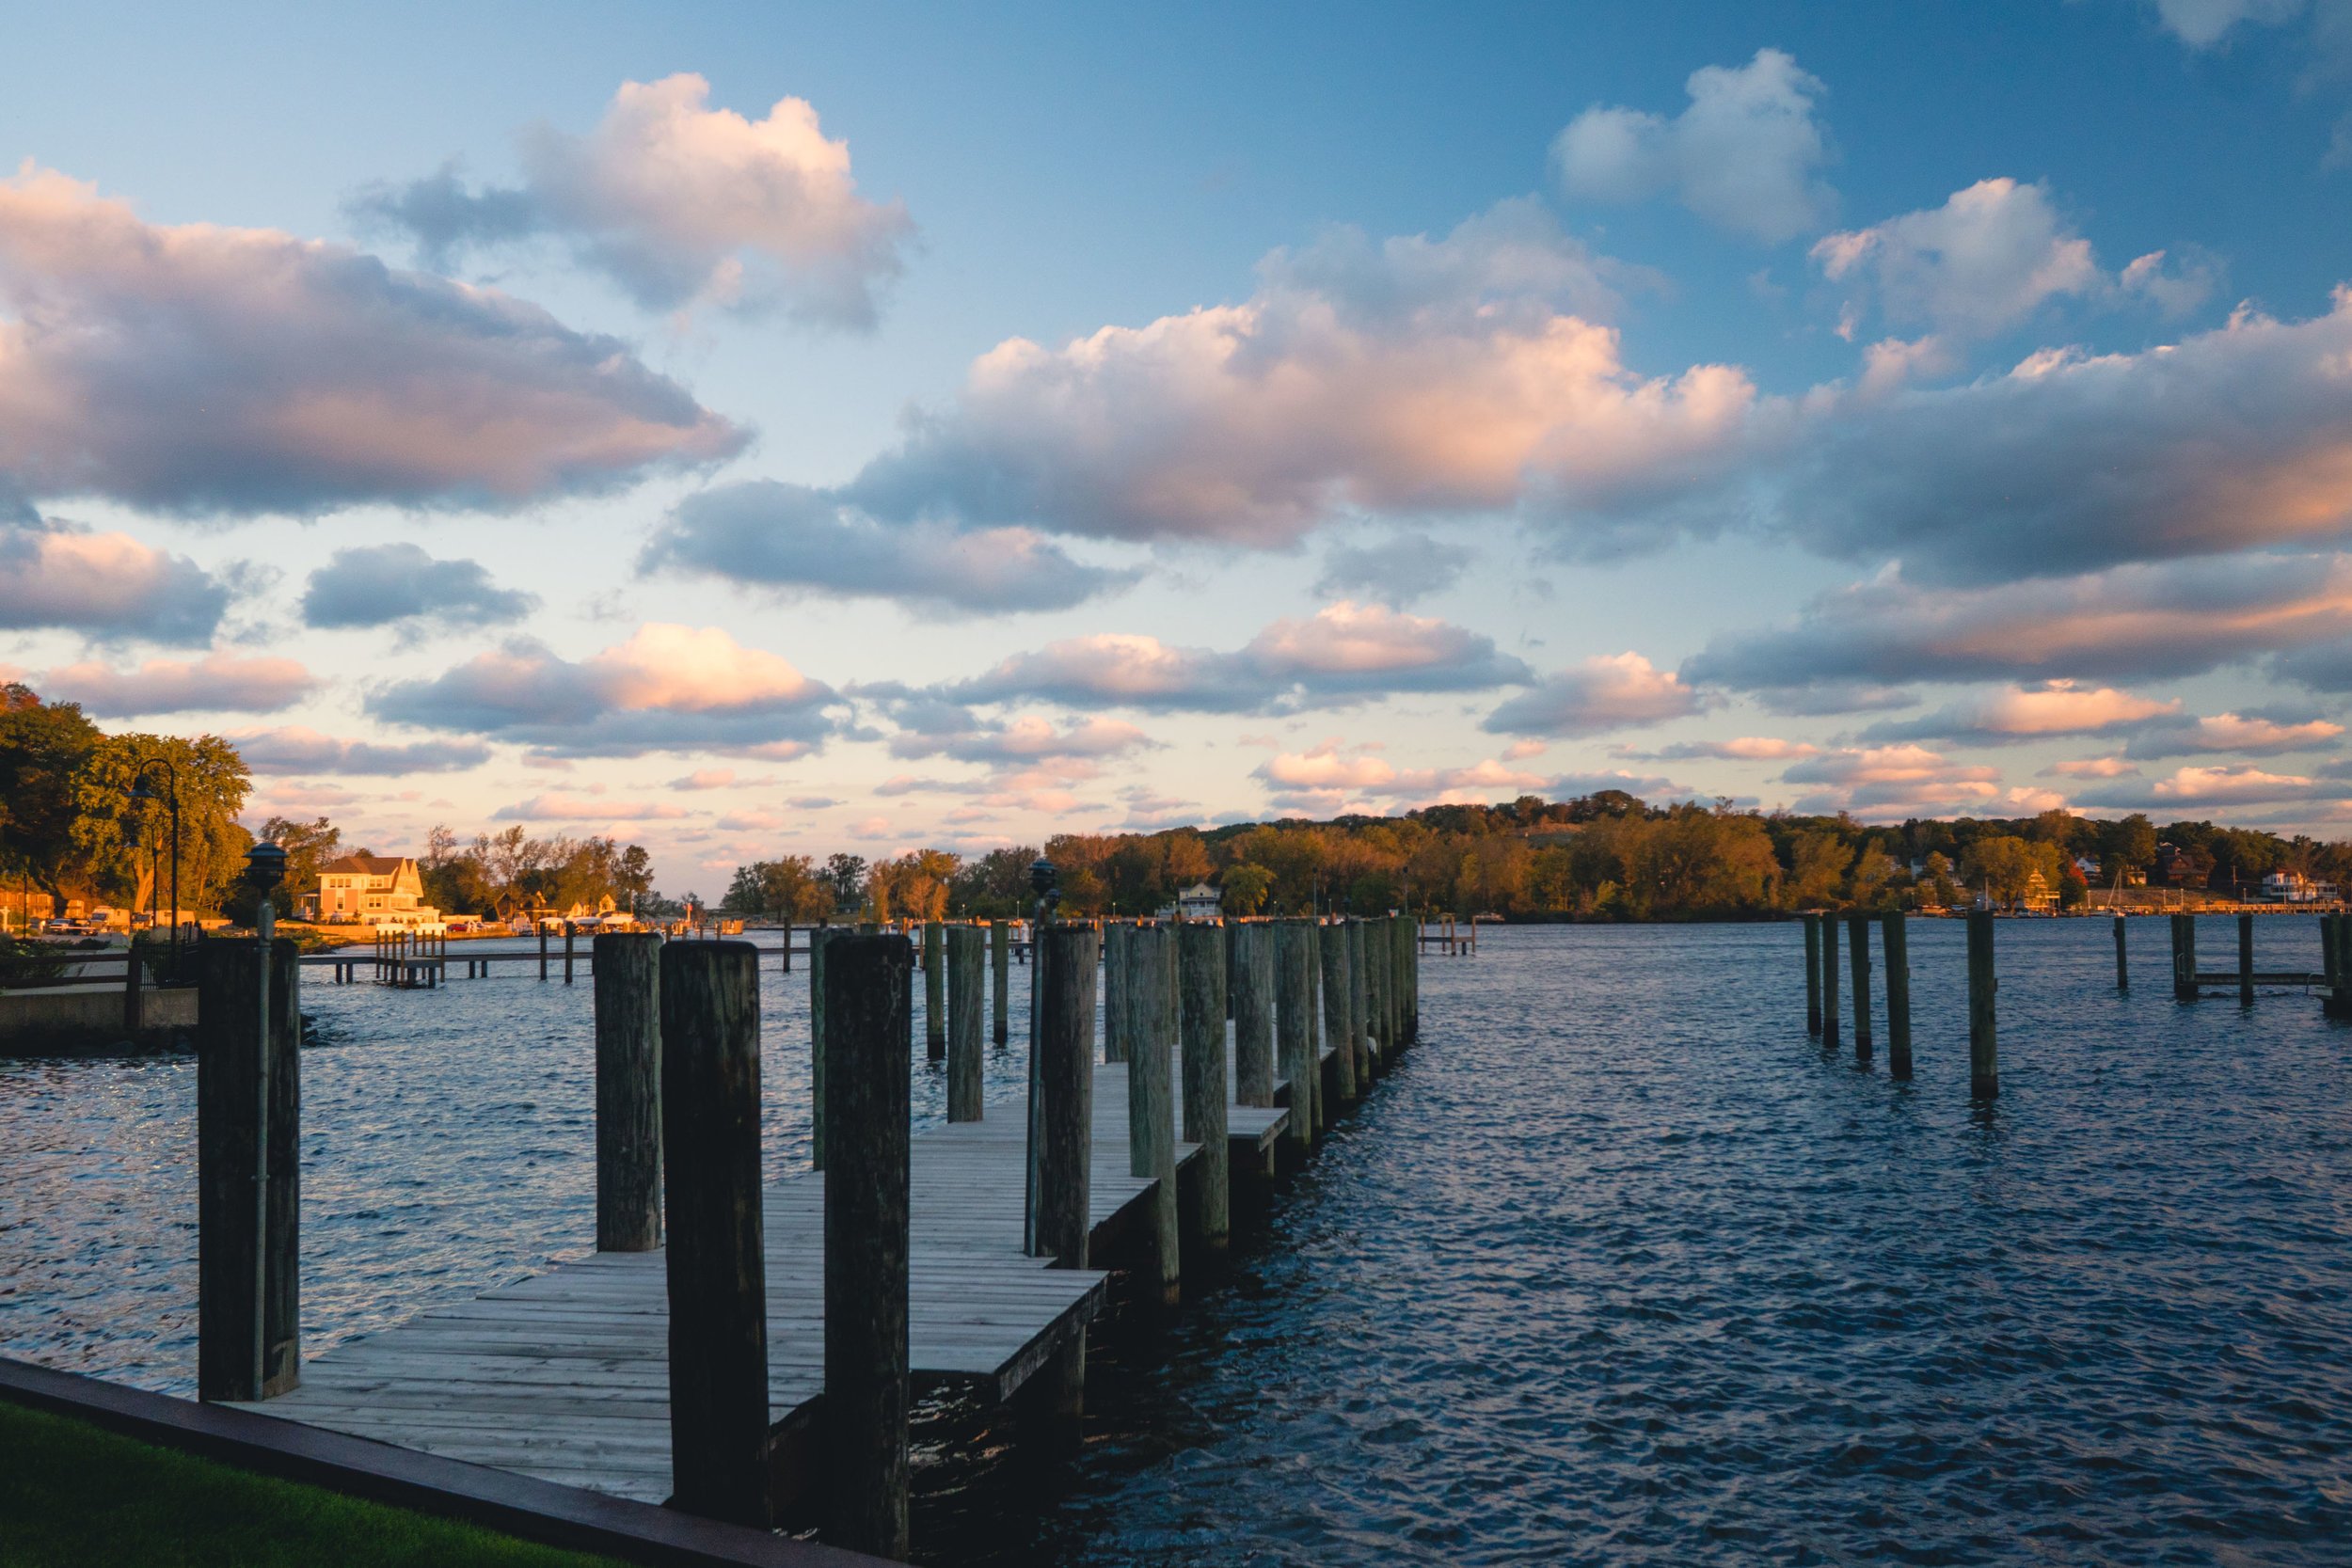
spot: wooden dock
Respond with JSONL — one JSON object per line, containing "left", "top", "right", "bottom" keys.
{"left": 227, "top": 1050, "right": 1309, "bottom": 1505}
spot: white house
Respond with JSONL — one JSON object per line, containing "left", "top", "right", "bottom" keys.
{"left": 2261, "top": 870, "right": 2337, "bottom": 903}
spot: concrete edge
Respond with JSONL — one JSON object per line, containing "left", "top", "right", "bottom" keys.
{"left": 0, "top": 1356, "right": 887, "bottom": 1568}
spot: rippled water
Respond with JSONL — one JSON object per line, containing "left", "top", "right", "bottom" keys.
{"left": 6, "top": 922, "right": 2350, "bottom": 1564}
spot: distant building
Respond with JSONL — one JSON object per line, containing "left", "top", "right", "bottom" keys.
{"left": 1174, "top": 881, "right": 1222, "bottom": 921}
{"left": 2020, "top": 869, "right": 2058, "bottom": 913}
{"left": 2261, "top": 870, "right": 2337, "bottom": 904}
{"left": 2153, "top": 842, "right": 2210, "bottom": 888}
{"left": 309, "top": 854, "right": 441, "bottom": 928}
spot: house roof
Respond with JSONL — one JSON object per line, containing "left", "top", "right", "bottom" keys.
{"left": 321, "top": 853, "right": 410, "bottom": 876}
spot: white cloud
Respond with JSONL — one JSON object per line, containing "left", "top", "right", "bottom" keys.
{"left": 642, "top": 480, "right": 1135, "bottom": 613}
{"left": 1313, "top": 532, "right": 1473, "bottom": 607}
{"left": 355, "top": 74, "right": 914, "bottom": 325}
{"left": 1813, "top": 179, "right": 2099, "bottom": 340}
{"left": 2150, "top": 0, "right": 2304, "bottom": 48}
{"left": 1553, "top": 48, "right": 1835, "bottom": 242}
{"left": 0, "top": 163, "right": 744, "bottom": 517}
{"left": 1483, "top": 652, "right": 1702, "bottom": 736}
{"left": 302, "top": 543, "right": 537, "bottom": 633}
{"left": 1778, "top": 743, "right": 2007, "bottom": 817}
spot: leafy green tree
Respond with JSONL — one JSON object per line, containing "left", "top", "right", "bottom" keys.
{"left": 0, "top": 684, "right": 101, "bottom": 904}
{"left": 261, "top": 816, "right": 342, "bottom": 912}
{"left": 1219, "top": 862, "right": 1274, "bottom": 916}
{"left": 72, "top": 732, "right": 251, "bottom": 914}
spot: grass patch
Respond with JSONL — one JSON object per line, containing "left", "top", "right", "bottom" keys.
{"left": 0, "top": 1400, "right": 628, "bottom": 1568}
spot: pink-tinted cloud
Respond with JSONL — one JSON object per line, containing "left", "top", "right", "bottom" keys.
{"left": 951, "top": 600, "right": 1530, "bottom": 713}
{"left": 2122, "top": 711, "right": 2345, "bottom": 757}
{"left": 1863, "top": 680, "right": 2179, "bottom": 745}
{"left": 1485, "top": 652, "right": 1704, "bottom": 736}
{"left": 845, "top": 198, "right": 1755, "bottom": 546}
{"left": 39, "top": 651, "right": 315, "bottom": 716}
{"left": 359, "top": 74, "right": 914, "bottom": 325}
{"left": 493, "top": 793, "right": 692, "bottom": 822}
{"left": 0, "top": 163, "right": 742, "bottom": 517}
{"left": 0, "top": 520, "right": 228, "bottom": 643}
{"left": 371, "top": 623, "right": 836, "bottom": 757}
{"left": 231, "top": 726, "right": 489, "bottom": 775}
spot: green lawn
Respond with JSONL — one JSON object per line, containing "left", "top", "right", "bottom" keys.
{"left": 0, "top": 1400, "right": 629, "bottom": 1568}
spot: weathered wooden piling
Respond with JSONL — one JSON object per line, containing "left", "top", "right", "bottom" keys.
{"left": 2113, "top": 912, "right": 2128, "bottom": 991}
{"left": 1804, "top": 913, "right": 1821, "bottom": 1034}
{"left": 1881, "top": 911, "right": 1912, "bottom": 1079}
{"left": 1346, "top": 918, "right": 1369, "bottom": 1085}
{"left": 923, "top": 921, "right": 946, "bottom": 1061}
{"left": 657, "top": 940, "right": 771, "bottom": 1528}
{"left": 991, "top": 920, "right": 1010, "bottom": 1045}
{"left": 809, "top": 926, "right": 831, "bottom": 1170}
{"left": 197, "top": 935, "right": 300, "bottom": 1402}
{"left": 1277, "top": 919, "right": 1319, "bottom": 1148}
{"left": 2239, "top": 911, "right": 2255, "bottom": 1006}
{"left": 1361, "top": 918, "right": 1388, "bottom": 1071}
{"left": 1179, "top": 922, "right": 1230, "bottom": 1249}
{"left": 1232, "top": 922, "right": 1276, "bottom": 1107}
{"left": 592, "top": 932, "right": 663, "bottom": 1252}
{"left": 538, "top": 921, "right": 548, "bottom": 982}
{"left": 818, "top": 933, "right": 912, "bottom": 1559}
{"left": 1847, "top": 913, "right": 1872, "bottom": 1060}
{"left": 1127, "top": 924, "right": 1179, "bottom": 1303}
{"left": 1319, "top": 918, "right": 1357, "bottom": 1102}
{"left": 2323, "top": 913, "right": 2340, "bottom": 1015}
{"left": 1034, "top": 925, "right": 1097, "bottom": 1267}
{"left": 1966, "top": 909, "right": 1997, "bottom": 1099}
{"left": 1820, "top": 911, "right": 1841, "bottom": 1047}
{"left": 947, "top": 925, "right": 984, "bottom": 1122}
{"left": 2171, "top": 913, "right": 2200, "bottom": 1003}
{"left": 564, "top": 920, "right": 576, "bottom": 986}
{"left": 1103, "top": 922, "right": 1130, "bottom": 1064}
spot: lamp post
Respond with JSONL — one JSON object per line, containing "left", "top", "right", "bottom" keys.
{"left": 130, "top": 760, "right": 183, "bottom": 980}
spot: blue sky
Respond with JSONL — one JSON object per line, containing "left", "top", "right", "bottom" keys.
{"left": 7, "top": 0, "right": 2352, "bottom": 892}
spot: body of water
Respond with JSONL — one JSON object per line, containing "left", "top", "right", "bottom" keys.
{"left": 4, "top": 921, "right": 2348, "bottom": 1564}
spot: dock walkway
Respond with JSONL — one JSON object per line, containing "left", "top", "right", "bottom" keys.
{"left": 230, "top": 1050, "right": 1310, "bottom": 1503}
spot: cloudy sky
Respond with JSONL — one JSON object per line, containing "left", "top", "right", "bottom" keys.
{"left": 8, "top": 0, "right": 2352, "bottom": 891}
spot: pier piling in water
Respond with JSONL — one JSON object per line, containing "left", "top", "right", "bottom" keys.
{"left": 819, "top": 934, "right": 912, "bottom": 1559}
{"left": 1035, "top": 926, "right": 1097, "bottom": 1269}
{"left": 2114, "top": 912, "right": 2128, "bottom": 991}
{"left": 1232, "top": 922, "right": 1276, "bottom": 1107}
{"left": 657, "top": 940, "right": 771, "bottom": 1528}
{"left": 992, "top": 919, "right": 1010, "bottom": 1045}
{"left": 1277, "top": 919, "right": 1319, "bottom": 1148}
{"left": 2172, "top": 914, "right": 2200, "bottom": 1003}
{"left": 538, "top": 922, "right": 548, "bottom": 982}
{"left": 1966, "top": 910, "right": 1998, "bottom": 1099}
{"left": 1847, "top": 913, "right": 1873, "bottom": 1061}
{"left": 924, "top": 921, "right": 946, "bottom": 1061}
{"left": 1804, "top": 913, "right": 1822, "bottom": 1035}
{"left": 1127, "top": 924, "right": 1180, "bottom": 1304}
{"left": 1821, "top": 912, "right": 1840, "bottom": 1048}
{"left": 564, "top": 921, "right": 575, "bottom": 986}
{"left": 1179, "top": 922, "right": 1231, "bottom": 1250}
{"left": 2239, "top": 912, "right": 2256, "bottom": 1006}
{"left": 591, "top": 932, "right": 662, "bottom": 1252}
{"left": 1346, "top": 919, "right": 1370, "bottom": 1085}
{"left": 196, "top": 935, "right": 300, "bottom": 1403}
{"left": 1320, "top": 918, "right": 1358, "bottom": 1103}
{"left": 947, "top": 925, "right": 984, "bottom": 1122}
{"left": 809, "top": 927, "right": 831, "bottom": 1170}
{"left": 1882, "top": 911, "right": 1912, "bottom": 1079}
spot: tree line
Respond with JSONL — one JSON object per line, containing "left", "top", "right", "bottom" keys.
{"left": 721, "top": 792, "right": 2352, "bottom": 925}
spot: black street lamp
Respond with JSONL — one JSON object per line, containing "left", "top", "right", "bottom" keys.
{"left": 130, "top": 759, "right": 183, "bottom": 979}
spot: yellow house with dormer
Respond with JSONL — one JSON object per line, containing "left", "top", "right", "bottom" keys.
{"left": 308, "top": 854, "right": 442, "bottom": 927}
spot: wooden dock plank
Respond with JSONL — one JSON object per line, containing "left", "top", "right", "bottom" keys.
{"left": 232, "top": 1047, "right": 1294, "bottom": 1505}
